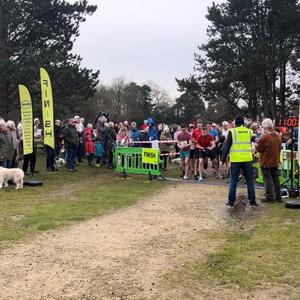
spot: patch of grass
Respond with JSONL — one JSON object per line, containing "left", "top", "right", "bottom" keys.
{"left": 192, "top": 204, "right": 300, "bottom": 291}
{"left": 0, "top": 152, "right": 166, "bottom": 249}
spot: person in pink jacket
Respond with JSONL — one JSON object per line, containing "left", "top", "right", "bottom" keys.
{"left": 85, "top": 124, "right": 95, "bottom": 167}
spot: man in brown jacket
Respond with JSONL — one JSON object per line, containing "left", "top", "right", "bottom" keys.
{"left": 256, "top": 119, "right": 282, "bottom": 202}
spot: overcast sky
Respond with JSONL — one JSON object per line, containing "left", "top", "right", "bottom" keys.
{"left": 72, "top": 0, "right": 222, "bottom": 98}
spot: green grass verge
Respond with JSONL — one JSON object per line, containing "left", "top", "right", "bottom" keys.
{"left": 0, "top": 152, "right": 166, "bottom": 249}
{"left": 191, "top": 204, "right": 300, "bottom": 291}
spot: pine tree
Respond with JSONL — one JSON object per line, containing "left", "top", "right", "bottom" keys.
{"left": 0, "top": 0, "right": 98, "bottom": 119}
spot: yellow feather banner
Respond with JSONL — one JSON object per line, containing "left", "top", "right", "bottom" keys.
{"left": 19, "top": 85, "right": 33, "bottom": 155}
{"left": 40, "top": 68, "right": 55, "bottom": 149}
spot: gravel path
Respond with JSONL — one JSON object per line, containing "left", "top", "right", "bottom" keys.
{"left": 0, "top": 184, "right": 228, "bottom": 300}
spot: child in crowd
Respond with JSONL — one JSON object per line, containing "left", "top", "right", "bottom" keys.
{"left": 85, "top": 123, "right": 95, "bottom": 167}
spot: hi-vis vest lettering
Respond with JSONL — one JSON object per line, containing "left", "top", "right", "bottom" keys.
{"left": 229, "top": 126, "right": 253, "bottom": 162}
{"left": 142, "top": 148, "right": 159, "bottom": 164}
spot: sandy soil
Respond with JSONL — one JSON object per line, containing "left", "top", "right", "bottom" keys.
{"left": 0, "top": 183, "right": 280, "bottom": 300}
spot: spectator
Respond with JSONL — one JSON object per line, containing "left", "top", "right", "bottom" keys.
{"left": 159, "top": 127, "right": 173, "bottom": 171}
{"left": 96, "top": 115, "right": 108, "bottom": 165}
{"left": 74, "top": 115, "right": 85, "bottom": 163}
{"left": 116, "top": 127, "right": 129, "bottom": 147}
{"left": 256, "top": 118, "right": 282, "bottom": 203}
{"left": 106, "top": 122, "right": 117, "bottom": 168}
{"left": 6, "top": 120, "right": 20, "bottom": 168}
{"left": 62, "top": 118, "right": 79, "bottom": 172}
{"left": 147, "top": 118, "right": 157, "bottom": 141}
{"left": 129, "top": 122, "right": 140, "bottom": 147}
{"left": 221, "top": 121, "right": 229, "bottom": 139}
{"left": 0, "top": 119, "right": 14, "bottom": 168}
{"left": 33, "top": 118, "right": 41, "bottom": 139}
{"left": 123, "top": 120, "right": 129, "bottom": 130}
{"left": 85, "top": 123, "right": 95, "bottom": 167}
{"left": 140, "top": 126, "right": 151, "bottom": 148}
{"left": 157, "top": 123, "right": 164, "bottom": 140}
{"left": 177, "top": 124, "right": 192, "bottom": 180}
{"left": 23, "top": 117, "right": 40, "bottom": 175}
{"left": 55, "top": 120, "right": 63, "bottom": 157}
{"left": 17, "top": 122, "right": 23, "bottom": 167}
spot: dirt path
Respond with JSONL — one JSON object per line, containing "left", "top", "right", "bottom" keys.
{"left": 0, "top": 184, "right": 235, "bottom": 300}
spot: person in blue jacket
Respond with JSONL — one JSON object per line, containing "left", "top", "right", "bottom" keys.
{"left": 147, "top": 118, "right": 157, "bottom": 141}
{"left": 129, "top": 122, "right": 140, "bottom": 147}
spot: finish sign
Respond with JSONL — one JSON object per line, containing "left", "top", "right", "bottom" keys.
{"left": 142, "top": 148, "right": 159, "bottom": 164}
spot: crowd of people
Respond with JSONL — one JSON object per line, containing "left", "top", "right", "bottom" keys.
{"left": 0, "top": 113, "right": 296, "bottom": 205}
{"left": 0, "top": 114, "right": 295, "bottom": 174}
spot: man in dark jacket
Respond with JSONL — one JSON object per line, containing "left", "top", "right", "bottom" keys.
{"left": 256, "top": 118, "right": 282, "bottom": 203}
{"left": 63, "top": 118, "right": 79, "bottom": 172}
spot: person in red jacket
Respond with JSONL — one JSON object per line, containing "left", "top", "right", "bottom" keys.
{"left": 85, "top": 124, "right": 95, "bottom": 167}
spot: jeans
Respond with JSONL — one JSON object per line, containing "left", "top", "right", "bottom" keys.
{"left": 66, "top": 145, "right": 77, "bottom": 171}
{"left": 228, "top": 162, "right": 256, "bottom": 205}
{"left": 261, "top": 168, "right": 282, "bottom": 201}
{"left": 0, "top": 161, "right": 7, "bottom": 167}
{"left": 46, "top": 145, "right": 55, "bottom": 170}
{"left": 6, "top": 160, "right": 12, "bottom": 168}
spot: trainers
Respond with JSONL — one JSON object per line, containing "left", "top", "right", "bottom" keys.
{"left": 250, "top": 202, "right": 259, "bottom": 208}
{"left": 202, "top": 172, "right": 207, "bottom": 178}
{"left": 225, "top": 202, "right": 234, "bottom": 208}
{"left": 216, "top": 173, "right": 223, "bottom": 179}
{"left": 194, "top": 174, "right": 198, "bottom": 180}
{"left": 183, "top": 175, "right": 189, "bottom": 180}
{"left": 180, "top": 171, "right": 185, "bottom": 178}
{"left": 198, "top": 175, "right": 203, "bottom": 182}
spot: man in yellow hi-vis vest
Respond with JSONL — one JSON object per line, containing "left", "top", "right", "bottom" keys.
{"left": 221, "top": 116, "right": 258, "bottom": 208}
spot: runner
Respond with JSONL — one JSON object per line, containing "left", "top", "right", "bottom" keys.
{"left": 177, "top": 124, "right": 192, "bottom": 180}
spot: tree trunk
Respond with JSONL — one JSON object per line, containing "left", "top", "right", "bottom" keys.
{"left": 279, "top": 62, "right": 286, "bottom": 117}
{"left": 0, "top": 0, "right": 9, "bottom": 119}
{"left": 271, "top": 68, "right": 277, "bottom": 121}
{"left": 262, "top": 74, "right": 272, "bottom": 118}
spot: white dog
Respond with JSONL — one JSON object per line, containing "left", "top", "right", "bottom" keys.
{"left": 0, "top": 167, "right": 24, "bottom": 189}
{"left": 54, "top": 157, "right": 66, "bottom": 168}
